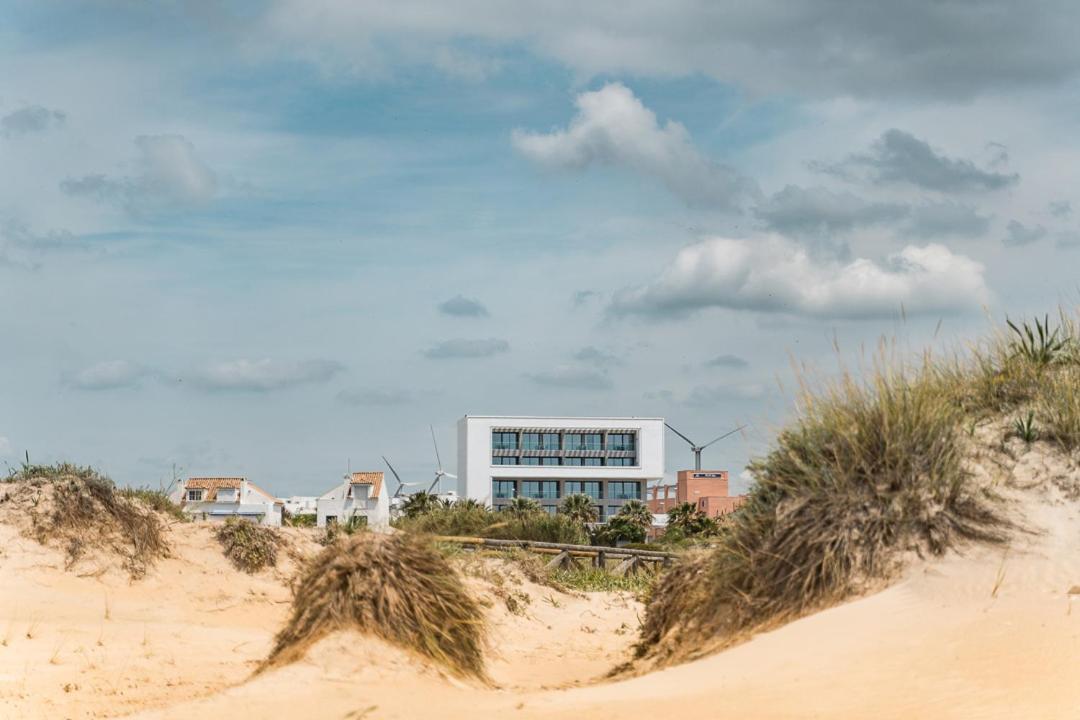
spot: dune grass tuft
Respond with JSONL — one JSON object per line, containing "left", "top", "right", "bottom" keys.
{"left": 215, "top": 517, "right": 280, "bottom": 573}
{"left": 263, "top": 532, "right": 486, "bottom": 679}
{"left": 639, "top": 355, "right": 1013, "bottom": 664}
{"left": 2, "top": 463, "right": 169, "bottom": 578}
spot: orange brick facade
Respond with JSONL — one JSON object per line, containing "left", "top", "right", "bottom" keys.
{"left": 647, "top": 470, "right": 746, "bottom": 519}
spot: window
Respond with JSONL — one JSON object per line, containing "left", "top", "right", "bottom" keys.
{"left": 492, "top": 431, "right": 518, "bottom": 450}
{"left": 542, "top": 432, "right": 560, "bottom": 450}
{"left": 493, "top": 457, "right": 518, "bottom": 465}
{"left": 326, "top": 516, "right": 338, "bottom": 525}
{"left": 520, "top": 457, "right": 541, "bottom": 466}
{"left": 522, "top": 432, "right": 542, "bottom": 450}
{"left": 607, "top": 457, "right": 636, "bottom": 466}
{"left": 583, "top": 457, "right": 603, "bottom": 466}
{"left": 565, "top": 481, "right": 602, "bottom": 499}
{"left": 562, "top": 457, "right": 583, "bottom": 466}
{"left": 492, "top": 480, "right": 516, "bottom": 499}
{"left": 608, "top": 433, "right": 636, "bottom": 451}
{"left": 540, "top": 457, "right": 560, "bottom": 466}
{"left": 565, "top": 433, "right": 603, "bottom": 451}
{"left": 608, "top": 481, "right": 641, "bottom": 500}
{"left": 520, "top": 481, "right": 559, "bottom": 499}
{"left": 593, "top": 505, "right": 604, "bottom": 520}
{"left": 187, "top": 489, "right": 204, "bottom": 502}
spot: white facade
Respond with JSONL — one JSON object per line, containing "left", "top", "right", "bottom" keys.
{"left": 175, "top": 478, "right": 283, "bottom": 527}
{"left": 457, "top": 415, "right": 665, "bottom": 519}
{"left": 316, "top": 472, "right": 390, "bottom": 528}
{"left": 280, "top": 496, "right": 318, "bottom": 517}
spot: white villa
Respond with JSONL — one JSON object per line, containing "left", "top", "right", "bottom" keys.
{"left": 175, "top": 477, "right": 284, "bottom": 526}
{"left": 316, "top": 471, "right": 390, "bottom": 528}
{"left": 280, "top": 495, "right": 318, "bottom": 518}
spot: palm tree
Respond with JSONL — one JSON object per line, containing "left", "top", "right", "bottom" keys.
{"left": 454, "top": 498, "right": 486, "bottom": 511}
{"left": 616, "top": 499, "right": 653, "bottom": 531}
{"left": 505, "top": 496, "right": 542, "bottom": 519}
{"left": 665, "top": 500, "right": 718, "bottom": 537}
{"left": 560, "top": 493, "right": 598, "bottom": 526}
{"left": 399, "top": 491, "right": 441, "bottom": 519}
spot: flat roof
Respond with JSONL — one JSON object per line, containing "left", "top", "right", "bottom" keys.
{"left": 461, "top": 415, "right": 664, "bottom": 421}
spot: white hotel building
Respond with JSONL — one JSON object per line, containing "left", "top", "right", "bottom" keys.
{"left": 456, "top": 415, "right": 665, "bottom": 520}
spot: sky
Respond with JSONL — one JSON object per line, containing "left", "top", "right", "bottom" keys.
{"left": 3, "top": 0, "right": 1080, "bottom": 496}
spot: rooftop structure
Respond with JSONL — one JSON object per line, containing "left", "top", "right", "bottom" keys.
{"left": 176, "top": 477, "right": 283, "bottom": 526}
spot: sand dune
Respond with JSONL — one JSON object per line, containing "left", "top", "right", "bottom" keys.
{"left": 4, "top": 436, "right": 1080, "bottom": 719}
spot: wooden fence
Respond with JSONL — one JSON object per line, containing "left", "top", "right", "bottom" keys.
{"left": 434, "top": 535, "right": 677, "bottom": 576}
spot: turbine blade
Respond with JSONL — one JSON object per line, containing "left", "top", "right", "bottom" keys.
{"left": 430, "top": 424, "right": 443, "bottom": 471}
{"left": 664, "top": 422, "right": 696, "bottom": 447}
{"left": 699, "top": 424, "right": 747, "bottom": 450}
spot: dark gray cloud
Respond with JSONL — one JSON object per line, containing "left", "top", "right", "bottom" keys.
{"left": 904, "top": 201, "right": 991, "bottom": 238}
{"left": 1003, "top": 220, "right": 1047, "bottom": 247}
{"left": 524, "top": 366, "right": 613, "bottom": 390}
{"left": 706, "top": 354, "right": 749, "bottom": 369}
{"left": 755, "top": 185, "right": 906, "bottom": 235}
{"left": 423, "top": 338, "right": 509, "bottom": 359}
{"left": 816, "top": 129, "right": 1019, "bottom": 192}
{"left": 1, "top": 105, "right": 65, "bottom": 137}
{"left": 188, "top": 358, "right": 344, "bottom": 392}
{"left": 438, "top": 295, "right": 489, "bottom": 317}
{"left": 61, "top": 135, "right": 217, "bottom": 215}
{"left": 337, "top": 387, "right": 413, "bottom": 406}
{"left": 572, "top": 290, "right": 600, "bottom": 307}
{"left": 68, "top": 360, "right": 150, "bottom": 391}
{"left": 573, "top": 346, "right": 623, "bottom": 368}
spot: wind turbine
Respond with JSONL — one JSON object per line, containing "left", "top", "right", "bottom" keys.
{"left": 427, "top": 425, "right": 457, "bottom": 493}
{"left": 383, "top": 455, "right": 423, "bottom": 498}
{"left": 665, "top": 422, "right": 746, "bottom": 470}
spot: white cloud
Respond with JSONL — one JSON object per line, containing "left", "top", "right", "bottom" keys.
{"left": 610, "top": 235, "right": 990, "bottom": 320}
{"left": 69, "top": 360, "right": 149, "bottom": 391}
{"left": 512, "top": 83, "right": 756, "bottom": 209}
{"left": 61, "top": 135, "right": 217, "bottom": 215}
{"left": 189, "top": 359, "right": 344, "bottom": 392}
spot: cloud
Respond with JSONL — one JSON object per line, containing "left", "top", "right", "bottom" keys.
{"left": 684, "top": 383, "right": 766, "bottom": 407}
{"left": 1057, "top": 231, "right": 1080, "bottom": 250}
{"left": 61, "top": 135, "right": 217, "bottom": 215}
{"left": 263, "top": 1, "right": 1080, "bottom": 100}
{"left": 573, "top": 346, "right": 623, "bottom": 368}
{"left": 69, "top": 360, "right": 150, "bottom": 391}
{"left": 423, "top": 338, "right": 509, "bottom": 359}
{"left": 610, "top": 235, "right": 990, "bottom": 320}
{"left": 438, "top": 295, "right": 489, "bottom": 317}
{"left": 0, "top": 436, "right": 11, "bottom": 456}
{"left": 817, "top": 129, "right": 1019, "bottom": 192}
{"left": 524, "top": 366, "right": 613, "bottom": 390}
{"left": 572, "top": 290, "right": 601, "bottom": 307}
{"left": 1049, "top": 200, "right": 1073, "bottom": 218}
{"left": 755, "top": 185, "right": 906, "bottom": 236}
{"left": 189, "top": 358, "right": 344, "bottom": 392}
{"left": 706, "top": 354, "right": 749, "bottom": 369}
{"left": 904, "top": 201, "right": 991, "bottom": 238}
{"left": 337, "top": 387, "right": 413, "bottom": 406}
{"left": 1003, "top": 220, "right": 1048, "bottom": 247}
{"left": 1, "top": 105, "right": 66, "bottom": 137}
{"left": 512, "top": 83, "right": 757, "bottom": 210}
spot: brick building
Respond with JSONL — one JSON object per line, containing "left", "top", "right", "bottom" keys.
{"left": 647, "top": 469, "right": 746, "bottom": 519}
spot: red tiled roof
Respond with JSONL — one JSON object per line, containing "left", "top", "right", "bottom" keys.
{"left": 350, "top": 471, "right": 383, "bottom": 498}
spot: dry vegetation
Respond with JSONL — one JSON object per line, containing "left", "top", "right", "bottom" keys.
{"left": 639, "top": 311, "right": 1080, "bottom": 666}
{"left": 0, "top": 464, "right": 171, "bottom": 578}
{"left": 263, "top": 532, "right": 487, "bottom": 679}
{"left": 215, "top": 517, "right": 281, "bottom": 573}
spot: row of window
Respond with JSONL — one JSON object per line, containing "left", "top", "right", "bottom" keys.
{"left": 491, "top": 431, "right": 636, "bottom": 452}
{"left": 500, "top": 505, "right": 628, "bottom": 519}
{"left": 493, "top": 456, "right": 637, "bottom": 466}
{"left": 491, "top": 479, "right": 641, "bottom": 500}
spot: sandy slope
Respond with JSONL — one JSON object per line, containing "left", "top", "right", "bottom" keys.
{"left": 5, "top": 436, "right": 1080, "bottom": 719}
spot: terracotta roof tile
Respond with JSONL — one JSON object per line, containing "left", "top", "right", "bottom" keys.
{"left": 350, "top": 471, "right": 383, "bottom": 498}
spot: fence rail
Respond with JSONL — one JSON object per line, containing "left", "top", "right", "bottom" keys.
{"left": 434, "top": 535, "right": 677, "bottom": 575}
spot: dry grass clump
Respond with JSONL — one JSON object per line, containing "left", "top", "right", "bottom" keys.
{"left": 215, "top": 517, "right": 280, "bottom": 573}
{"left": 639, "top": 359, "right": 1011, "bottom": 664}
{"left": 1, "top": 463, "right": 169, "bottom": 578}
{"left": 263, "top": 532, "right": 486, "bottom": 679}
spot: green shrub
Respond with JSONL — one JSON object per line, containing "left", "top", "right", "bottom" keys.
{"left": 117, "top": 486, "right": 187, "bottom": 522}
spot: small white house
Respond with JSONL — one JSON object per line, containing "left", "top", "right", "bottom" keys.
{"left": 176, "top": 477, "right": 283, "bottom": 527}
{"left": 280, "top": 495, "right": 318, "bottom": 517}
{"left": 317, "top": 471, "right": 390, "bottom": 529}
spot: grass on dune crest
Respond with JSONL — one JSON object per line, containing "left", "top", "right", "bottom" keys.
{"left": 263, "top": 532, "right": 486, "bottom": 680}
{"left": 637, "top": 313, "right": 1076, "bottom": 664}
{"left": 215, "top": 517, "right": 280, "bottom": 573}
{"left": 1, "top": 463, "right": 170, "bottom": 578}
